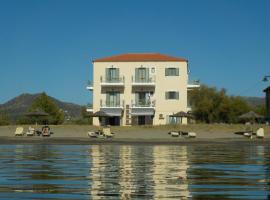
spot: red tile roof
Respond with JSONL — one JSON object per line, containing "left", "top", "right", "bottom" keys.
{"left": 93, "top": 53, "right": 187, "bottom": 62}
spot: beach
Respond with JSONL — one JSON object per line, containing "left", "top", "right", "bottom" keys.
{"left": 0, "top": 124, "right": 269, "bottom": 144}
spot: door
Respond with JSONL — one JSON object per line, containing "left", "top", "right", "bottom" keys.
{"left": 138, "top": 116, "right": 146, "bottom": 125}
{"left": 135, "top": 68, "right": 149, "bottom": 82}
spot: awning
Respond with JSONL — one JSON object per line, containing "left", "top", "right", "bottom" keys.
{"left": 131, "top": 108, "right": 155, "bottom": 116}
{"left": 100, "top": 108, "right": 122, "bottom": 117}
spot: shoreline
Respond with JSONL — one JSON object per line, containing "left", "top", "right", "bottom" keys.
{"left": 0, "top": 136, "right": 269, "bottom": 145}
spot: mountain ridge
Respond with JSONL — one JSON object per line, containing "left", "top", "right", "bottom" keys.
{"left": 0, "top": 93, "right": 83, "bottom": 122}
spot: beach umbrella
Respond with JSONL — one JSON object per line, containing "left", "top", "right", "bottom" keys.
{"left": 25, "top": 110, "right": 49, "bottom": 126}
{"left": 239, "top": 111, "right": 263, "bottom": 119}
{"left": 238, "top": 111, "right": 263, "bottom": 123}
{"left": 170, "top": 111, "right": 193, "bottom": 118}
{"left": 170, "top": 111, "right": 193, "bottom": 124}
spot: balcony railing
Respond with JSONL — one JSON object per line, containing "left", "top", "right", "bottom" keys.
{"left": 100, "top": 76, "right": 125, "bottom": 86}
{"left": 187, "top": 80, "right": 200, "bottom": 90}
{"left": 86, "top": 80, "right": 93, "bottom": 90}
{"left": 100, "top": 100, "right": 125, "bottom": 108}
{"left": 86, "top": 103, "right": 93, "bottom": 112}
{"left": 132, "top": 76, "right": 155, "bottom": 85}
{"left": 131, "top": 99, "right": 156, "bottom": 108}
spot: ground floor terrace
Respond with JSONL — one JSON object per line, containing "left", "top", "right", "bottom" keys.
{"left": 92, "top": 108, "right": 189, "bottom": 126}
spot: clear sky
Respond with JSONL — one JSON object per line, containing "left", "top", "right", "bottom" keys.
{"left": 0, "top": 0, "right": 269, "bottom": 105}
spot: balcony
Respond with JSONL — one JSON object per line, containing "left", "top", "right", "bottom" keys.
{"left": 130, "top": 99, "right": 155, "bottom": 116}
{"left": 100, "top": 100, "right": 124, "bottom": 116}
{"left": 100, "top": 76, "right": 125, "bottom": 87}
{"left": 132, "top": 76, "right": 155, "bottom": 86}
{"left": 86, "top": 103, "right": 93, "bottom": 112}
{"left": 187, "top": 80, "right": 200, "bottom": 90}
{"left": 86, "top": 80, "right": 93, "bottom": 90}
{"left": 131, "top": 99, "right": 156, "bottom": 108}
{"left": 100, "top": 99, "right": 124, "bottom": 108}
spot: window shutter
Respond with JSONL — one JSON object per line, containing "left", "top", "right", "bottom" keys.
{"left": 135, "top": 68, "right": 139, "bottom": 82}
{"left": 165, "top": 68, "right": 168, "bottom": 76}
{"left": 165, "top": 92, "right": 168, "bottom": 99}
{"left": 105, "top": 68, "right": 110, "bottom": 82}
{"left": 115, "top": 68, "right": 119, "bottom": 79}
{"left": 176, "top": 68, "right": 179, "bottom": 76}
{"left": 146, "top": 68, "right": 149, "bottom": 82}
{"left": 176, "top": 92, "right": 179, "bottom": 100}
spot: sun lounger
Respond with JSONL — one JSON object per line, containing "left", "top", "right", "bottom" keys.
{"left": 15, "top": 127, "right": 24, "bottom": 136}
{"left": 87, "top": 130, "right": 103, "bottom": 138}
{"left": 42, "top": 126, "right": 51, "bottom": 137}
{"left": 256, "top": 128, "right": 264, "bottom": 138}
{"left": 169, "top": 131, "right": 196, "bottom": 138}
{"left": 26, "top": 126, "right": 35, "bottom": 136}
{"left": 169, "top": 131, "right": 180, "bottom": 137}
{"left": 102, "top": 127, "right": 114, "bottom": 138}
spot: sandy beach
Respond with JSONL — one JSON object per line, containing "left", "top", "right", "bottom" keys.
{"left": 0, "top": 124, "right": 269, "bottom": 144}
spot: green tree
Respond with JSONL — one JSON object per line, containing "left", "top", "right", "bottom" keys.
{"left": 30, "top": 92, "right": 64, "bottom": 125}
{"left": 0, "top": 111, "right": 10, "bottom": 125}
{"left": 189, "top": 85, "right": 251, "bottom": 123}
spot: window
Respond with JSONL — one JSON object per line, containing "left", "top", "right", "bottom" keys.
{"left": 106, "top": 92, "right": 120, "bottom": 107}
{"left": 167, "top": 116, "right": 180, "bottom": 124}
{"left": 106, "top": 68, "right": 120, "bottom": 82}
{"left": 135, "top": 68, "right": 150, "bottom": 82}
{"left": 165, "top": 68, "right": 179, "bottom": 76}
{"left": 165, "top": 91, "right": 179, "bottom": 100}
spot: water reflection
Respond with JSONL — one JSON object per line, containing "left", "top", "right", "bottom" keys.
{"left": 152, "top": 146, "right": 190, "bottom": 199}
{"left": 0, "top": 144, "right": 269, "bottom": 199}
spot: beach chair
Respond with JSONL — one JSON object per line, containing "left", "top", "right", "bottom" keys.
{"left": 15, "top": 127, "right": 24, "bottom": 136}
{"left": 187, "top": 132, "right": 196, "bottom": 138}
{"left": 42, "top": 125, "right": 51, "bottom": 137}
{"left": 169, "top": 131, "right": 180, "bottom": 137}
{"left": 102, "top": 127, "right": 114, "bottom": 138}
{"left": 26, "top": 126, "right": 35, "bottom": 136}
{"left": 256, "top": 128, "right": 264, "bottom": 139}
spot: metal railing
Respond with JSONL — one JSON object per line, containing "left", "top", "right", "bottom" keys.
{"left": 100, "top": 99, "right": 125, "bottom": 108}
{"left": 131, "top": 99, "right": 156, "bottom": 107}
{"left": 100, "top": 76, "right": 125, "bottom": 84}
{"left": 132, "top": 76, "right": 155, "bottom": 83}
{"left": 188, "top": 79, "right": 200, "bottom": 85}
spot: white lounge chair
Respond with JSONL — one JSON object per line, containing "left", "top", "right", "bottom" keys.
{"left": 170, "top": 131, "right": 180, "bottom": 137}
{"left": 87, "top": 131, "right": 103, "bottom": 138}
{"left": 256, "top": 128, "right": 264, "bottom": 139}
{"left": 187, "top": 132, "right": 196, "bottom": 138}
{"left": 102, "top": 127, "right": 114, "bottom": 138}
{"left": 243, "top": 132, "right": 253, "bottom": 139}
{"left": 26, "top": 126, "right": 35, "bottom": 136}
{"left": 15, "top": 127, "right": 24, "bottom": 136}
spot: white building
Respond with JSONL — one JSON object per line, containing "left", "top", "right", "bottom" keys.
{"left": 87, "top": 53, "right": 199, "bottom": 126}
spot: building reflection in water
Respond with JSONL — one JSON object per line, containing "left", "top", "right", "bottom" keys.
{"left": 152, "top": 146, "right": 191, "bottom": 199}
{"left": 89, "top": 145, "right": 104, "bottom": 199}
{"left": 118, "top": 146, "right": 134, "bottom": 199}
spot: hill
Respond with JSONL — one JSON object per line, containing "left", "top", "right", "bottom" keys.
{"left": 0, "top": 93, "right": 83, "bottom": 122}
{"left": 242, "top": 96, "right": 265, "bottom": 107}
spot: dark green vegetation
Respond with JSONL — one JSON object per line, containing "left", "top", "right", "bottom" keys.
{"left": 189, "top": 85, "right": 266, "bottom": 123}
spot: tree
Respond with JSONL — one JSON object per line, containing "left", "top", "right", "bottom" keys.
{"left": 189, "top": 85, "right": 251, "bottom": 123}
{"left": 0, "top": 111, "right": 10, "bottom": 125}
{"left": 30, "top": 92, "right": 64, "bottom": 125}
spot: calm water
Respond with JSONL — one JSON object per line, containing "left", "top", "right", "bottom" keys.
{"left": 0, "top": 144, "right": 269, "bottom": 200}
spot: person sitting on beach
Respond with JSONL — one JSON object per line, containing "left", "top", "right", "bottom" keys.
{"left": 42, "top": 125, "right": 51, "bottom": 136}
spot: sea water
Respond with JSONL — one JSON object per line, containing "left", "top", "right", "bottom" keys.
{"left": 0, "top": 144, "right": 269, "bottom": 199}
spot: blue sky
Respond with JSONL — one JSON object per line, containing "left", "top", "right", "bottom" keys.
{"left": 0, "top": 0, "right": 269, "bottom": 105}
